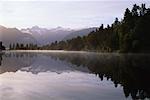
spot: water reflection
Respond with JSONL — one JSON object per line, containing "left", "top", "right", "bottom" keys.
{"left": 49, "top": 53, "right": 150, "bottom": 100}
{"left": 0, "top": 53, "right": 3, "bottom": 66}
{"left": 0, "top": 51, "right": 150, "bottom": 100}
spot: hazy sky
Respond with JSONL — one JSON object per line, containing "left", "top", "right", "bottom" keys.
{"left": 0, "top": 0, "right": 150, "bottom": 29}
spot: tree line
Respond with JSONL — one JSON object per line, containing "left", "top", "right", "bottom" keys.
{"left": 9, "top": 4, "right": 150, "bottom": 53}
{"left": 42, "top": 4, "right": 150, "bottom": 53}
{"left": 9, "top": 43, "right": 39, "bottom": 50}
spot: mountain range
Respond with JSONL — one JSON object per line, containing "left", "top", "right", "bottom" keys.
{"left": 0, "top": 25, "right": 37, "bottom": 47}
{"left": 21, "top": 26, "right": 73, "bottom": 45}
{"left": 63, "top": 27, "right": 97, "bottom": 40}
{"left": 0, "top": 25, "right": 97, "bottom": 47}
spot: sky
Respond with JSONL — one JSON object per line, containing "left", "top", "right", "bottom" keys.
{"left": 0, "top": 0, "right": 150, "bottom": 29}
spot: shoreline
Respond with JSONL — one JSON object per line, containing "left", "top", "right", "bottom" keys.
{"left": 1, "top": 50, "right": 150, "bottom": 55}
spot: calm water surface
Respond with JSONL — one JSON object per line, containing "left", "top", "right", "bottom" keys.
{"left": 0, "top": 50, "right": 150, "bottom": 100}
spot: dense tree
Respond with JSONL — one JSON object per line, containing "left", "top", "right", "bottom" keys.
{"left": 7, "top": 4, "right": 150, "bottom": 53}
{"left": 44, "top": 4, "right": 150, "bottom": 53}
{"left": 9, "top": 43, "right": 39, "bottom": 50}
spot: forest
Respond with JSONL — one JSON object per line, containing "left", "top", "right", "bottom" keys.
{"left": 9, "top": 4, "right": 150, "bottom": 53}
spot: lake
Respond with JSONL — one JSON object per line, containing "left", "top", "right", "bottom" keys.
{"left": 0, "top": 50, "right": 150, "bottom": 100}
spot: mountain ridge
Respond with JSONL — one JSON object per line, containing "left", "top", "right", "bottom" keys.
{"left": 0, "top": 25, "right": 37, "bottom": 47}
{"left": 0, "top": 25, "right": 98, "bottom": 47}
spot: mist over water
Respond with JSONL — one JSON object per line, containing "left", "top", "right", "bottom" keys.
{"left": 0, "top": 51, "right": 150, "bottom": 100}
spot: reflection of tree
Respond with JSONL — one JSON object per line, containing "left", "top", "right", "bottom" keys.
{"left": 48, "top": 53, "right": 150, "bottom": 100}
{"left": 0, "top": 53, "right": 4, "bottom": 66}
{"left": 0, "top": 52, "right": 36, "bottom": 74}
{"left": 1, "top": 51, "right": 150, "bottom": 99}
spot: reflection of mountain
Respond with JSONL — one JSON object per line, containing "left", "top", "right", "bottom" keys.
{"left": 0, "top": 51, "right": 150, "bottom": 99}
{"left": 0, "top": 52, "right": 89, "bottom": 74}
{"left": 0, "top": 52, "right": 36, "bottom": 74}
{"left": 20, "top": 55, "right": 89, "bottom": 74}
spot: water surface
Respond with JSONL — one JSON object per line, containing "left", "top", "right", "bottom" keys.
{"left": 0, "top": 51, "right": 150, "bottom": 100}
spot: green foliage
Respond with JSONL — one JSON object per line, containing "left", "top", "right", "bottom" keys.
{"left": 7, "top": 4, "right": 150, "bottom": 53}
{"left": 44, "top": 4, "right": 150, "bottom": 53}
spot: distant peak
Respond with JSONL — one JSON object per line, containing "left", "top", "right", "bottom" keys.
{"left": 31, "top": 25, "right": 40, "bottom": 29}
{"left": 0, "top": 25, "right": 6, "bottom": 29}
{"left": 56, "top": 26, "right": 62, "bottom": 28}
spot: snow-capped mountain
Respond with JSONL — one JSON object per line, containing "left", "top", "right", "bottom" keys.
{"left": 0, "top": 25, "right": 97, "bottom": 47}
{"left": 21, "top": 26, "right": 97, "bottom": 45}
{"left": 21, "top": 26, "right": 74, "bottom": 45}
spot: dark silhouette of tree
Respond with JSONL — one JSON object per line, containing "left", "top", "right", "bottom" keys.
{"left": 9, "top": 44, "right": 12, "bottom": 50}
{"left": 44, "top": 4, "right": 150, "bottom": 53}
{"left": 0, "top": 42, "right": 5, "bottom": 50}
{"left": 7, "top": 4, "right": 150, "bottom": 53}
{"left": 48, "top": 51, "right": 150, "bottom": 99}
